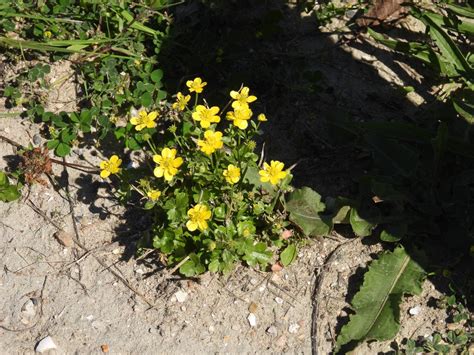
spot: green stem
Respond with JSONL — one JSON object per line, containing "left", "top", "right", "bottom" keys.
{"left": 145, "top": 136, "right": 158, "bottom": 155}
{"left": 270, "top": 188, "right": 282, "bottom": 212}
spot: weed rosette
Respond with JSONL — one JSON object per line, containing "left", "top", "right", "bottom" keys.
{"left": 100, "top": 80, "right": 294, "bottom": 276}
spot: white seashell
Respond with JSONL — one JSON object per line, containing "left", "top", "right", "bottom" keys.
{"left": 35, "top": 336, "right": 57, "bottom": 353}
{"left": 247, "top": 313, "right": 257, "bottom": 327}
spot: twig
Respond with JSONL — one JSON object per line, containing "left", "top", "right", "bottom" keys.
{"left": 0, "top": 134, "right": 98, "bottom": 174}
{"left": 311, "top": 238, "right": 358, "bottom": 355}
{"left": 167, "top": 255, "right": 190, "bottom": 276}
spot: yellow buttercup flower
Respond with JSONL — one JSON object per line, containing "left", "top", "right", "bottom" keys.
{"left": 223, "top": 164, "right": 241, "bottom": 184}
{"left": 230, "top": 86, "right": 257, "bottom": 109}
{"left": 186, "top": 77, "right": 207, "bottom": 93}
{"left": 226, "top": 106, "right": 253, "bottom": 129}
{"left": 259, "top": 160, "right": 288, "bottom": 185}
{"left": 100, "top": 155, "right": 122, "bottom": 179}
{"left": 172, "top": 92, "right": 191, "bottom": 111}
{"left": 43, "top": 31, "right": 52, "bottom": 39}
{"left": 197, "top": 130, "right": 224, "bottom": 155}
{"left": 186, "top": 204, "right": 212, "bottom": 232}
{"left": 153, "top": 148, "right": 183, "bottom": 182}
{"left": 192, "top": 105, "right": 220, "bottom": 128}
{"left": 258, "top": 113, "right": 267, "bottom": 122}
{"left": 147, "top": 189, "right": 161, "bottom": 201}
{"left": 130, "top": 110, "right": 159, "bottom": 131}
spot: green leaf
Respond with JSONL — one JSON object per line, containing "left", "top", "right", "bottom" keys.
{"left": 446, "top": 4, "right": 474, "bottom": 19}
{"left": 367, "top": 28, "right": 434, "bottom": 65}
{"left": 422, "top": 13, "right": 472, "bottom": 78}
{"left": 179, "top": 254, "right": 205, "bottom": 276}
{"left": 141, "top": 91, "right": 152, "bottom": 107}
{"left": 365, "top": 134, "right": 418, "bottom": 177}
{"left": 453, "top": 89, "right": 474, "bottom": 124}
{"left": 280, "top": 244, "right": 297, "bottom": 267}
{"left": 349, "top": 207, "right": 376, "bottom": 237}
{"left": 55, "top": 142, "right": 71, "bottom": 157}
{"left": 0, "top": 185, "right": 21, "bottom": 202}
{"left": 0, "top": 172, "right": 21, "bottom": 202}
{"left": 242, "top": 242, "right": 272, "bottom": 267}
{"left": 380, "top": 223, "right": 406, "bottom": 242}
{"left": 150, "top": 69, "right": 163, "bottom": 83}
{"left": 335, "top": 246, "right": 425, "bottom": 351}
{"left": 0, "top": 171, "right": 7, "bottom": 186}
{"left": 47, "top": 139, "right": 59, "bottom": 149}
{"left": 286, "top": 187, "right": 332, "bottom": 236}
{"left": 208, "top": 259, "right": 220, "bottom": 273}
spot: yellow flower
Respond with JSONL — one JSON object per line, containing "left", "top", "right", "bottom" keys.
{"left": 153, "top": 148, "right": 183, "bottom": 181}
{"left": 186, "top": 204, "right": 212, "bottom": 232}
{"left": 100, "top": 155, "right": 122, "bottom": 179}
{"left": 230, "top": 86, "right": 257, "bottom": 109}
{"left": 259, "top": 160, "right": 288, "bottom": 185}
{"left": 258, "top": 113, "right": 267, "bottom": 122}
{"left": 223, "top": 164, "right": 241, "bottom": 184}
{"left": 192, "top": 105, "right": 220, "bottom": 128}
{"left": 186, "top": 77, "right": 207, "bottom": 93}
{"left": 130, "top": 110, "right": 159, "bottom": 131}
{"left": 197, "top": 130, "right": 224, "bottom": 155}
{"left": 147, "top": 189, "right": 161, "bottom": 201}
{"left": 43, "top": 31, "right": 52, "bottom": 39}
{"left": 226, "top": 106, "right": 253, "bottom": 129}
{"left": 172, "top": 92, "right": 191, "bottom": 111}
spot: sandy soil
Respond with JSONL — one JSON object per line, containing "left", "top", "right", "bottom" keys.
{"left": 0, "top": 3, "right": 454, "bottom": 354}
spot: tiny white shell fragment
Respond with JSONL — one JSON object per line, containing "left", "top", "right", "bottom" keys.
{"left": 409, "top": 306, "right": 422, "bottom": 316}
{"left": 274, "top": 297, "right": 284, "bottom": 305}
{"left": 35, "top": 336, "right": 57, "bottom": 353}
{"left": 174, "top": 290, "right": 188, "bottom": 303}
{"left": 247, "top": 313, "right": 257, "bottom": 327}
{"left": 288, "top": 323, "right": 300, "bottom": 334}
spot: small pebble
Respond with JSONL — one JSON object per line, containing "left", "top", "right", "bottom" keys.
{"left": 32, "top": 134, "right": 42, "bottom": 145}
{"left": 409, "top": 306, "right": 421, "bottom": 316}
{"left": 274, "top": 297, "right": 284, "bottom": 305}
{"left": 266, "top": 325, "right": 278, "bottom": 336}
{"left": 174, "top": 290, "right": 188, "bottom": 303}
{"left": 288, "top": 323, "right": 300, "bottom": 334}
{"left": 247, "top": 313, "right": 257, "bottom": 327}
{"left": 248, "top": 302, "right": 258, "bottom": 313}
{"left": 275, "top": 334, "right": 287, "bottom": 348}
{"left": 208, "top": 325, "right": 215, "bottom": 333}
{"left": 101, "top": 344, "right": 109, "bottom": 353}
{"left": 53, "top": 230, "right": 73, "bottom": 247}
{"left": 35, "top": 336, "right": 57, "bottom": 353}
{"left": 135, "top": 268, "right": 145, "bottom": 275}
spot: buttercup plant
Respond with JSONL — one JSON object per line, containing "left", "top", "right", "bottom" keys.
{"left": 108, "top": 78, "right": 294, "bottom": 276}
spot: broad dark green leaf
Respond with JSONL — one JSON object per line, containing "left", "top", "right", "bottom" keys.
{"left": 349, "top": 207, "right": 376, "bottom": 237}
{"left": 336, "top": 246, "right": 425, "bottom": 351}
{"left": 286, "top": 187, "right": 332, "bottom": 236}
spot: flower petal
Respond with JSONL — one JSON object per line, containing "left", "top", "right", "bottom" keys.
{"left": 173, "top": 157, "right": 184, "bottom": 168}
{"left": 154, "top": 166, "right": 164, "bottom": 178}
{"left": 100, "top": 170, "right": 110, "bottom": 179}
{"left": 186, "top": 220, "right": 198, "bottom": 232}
